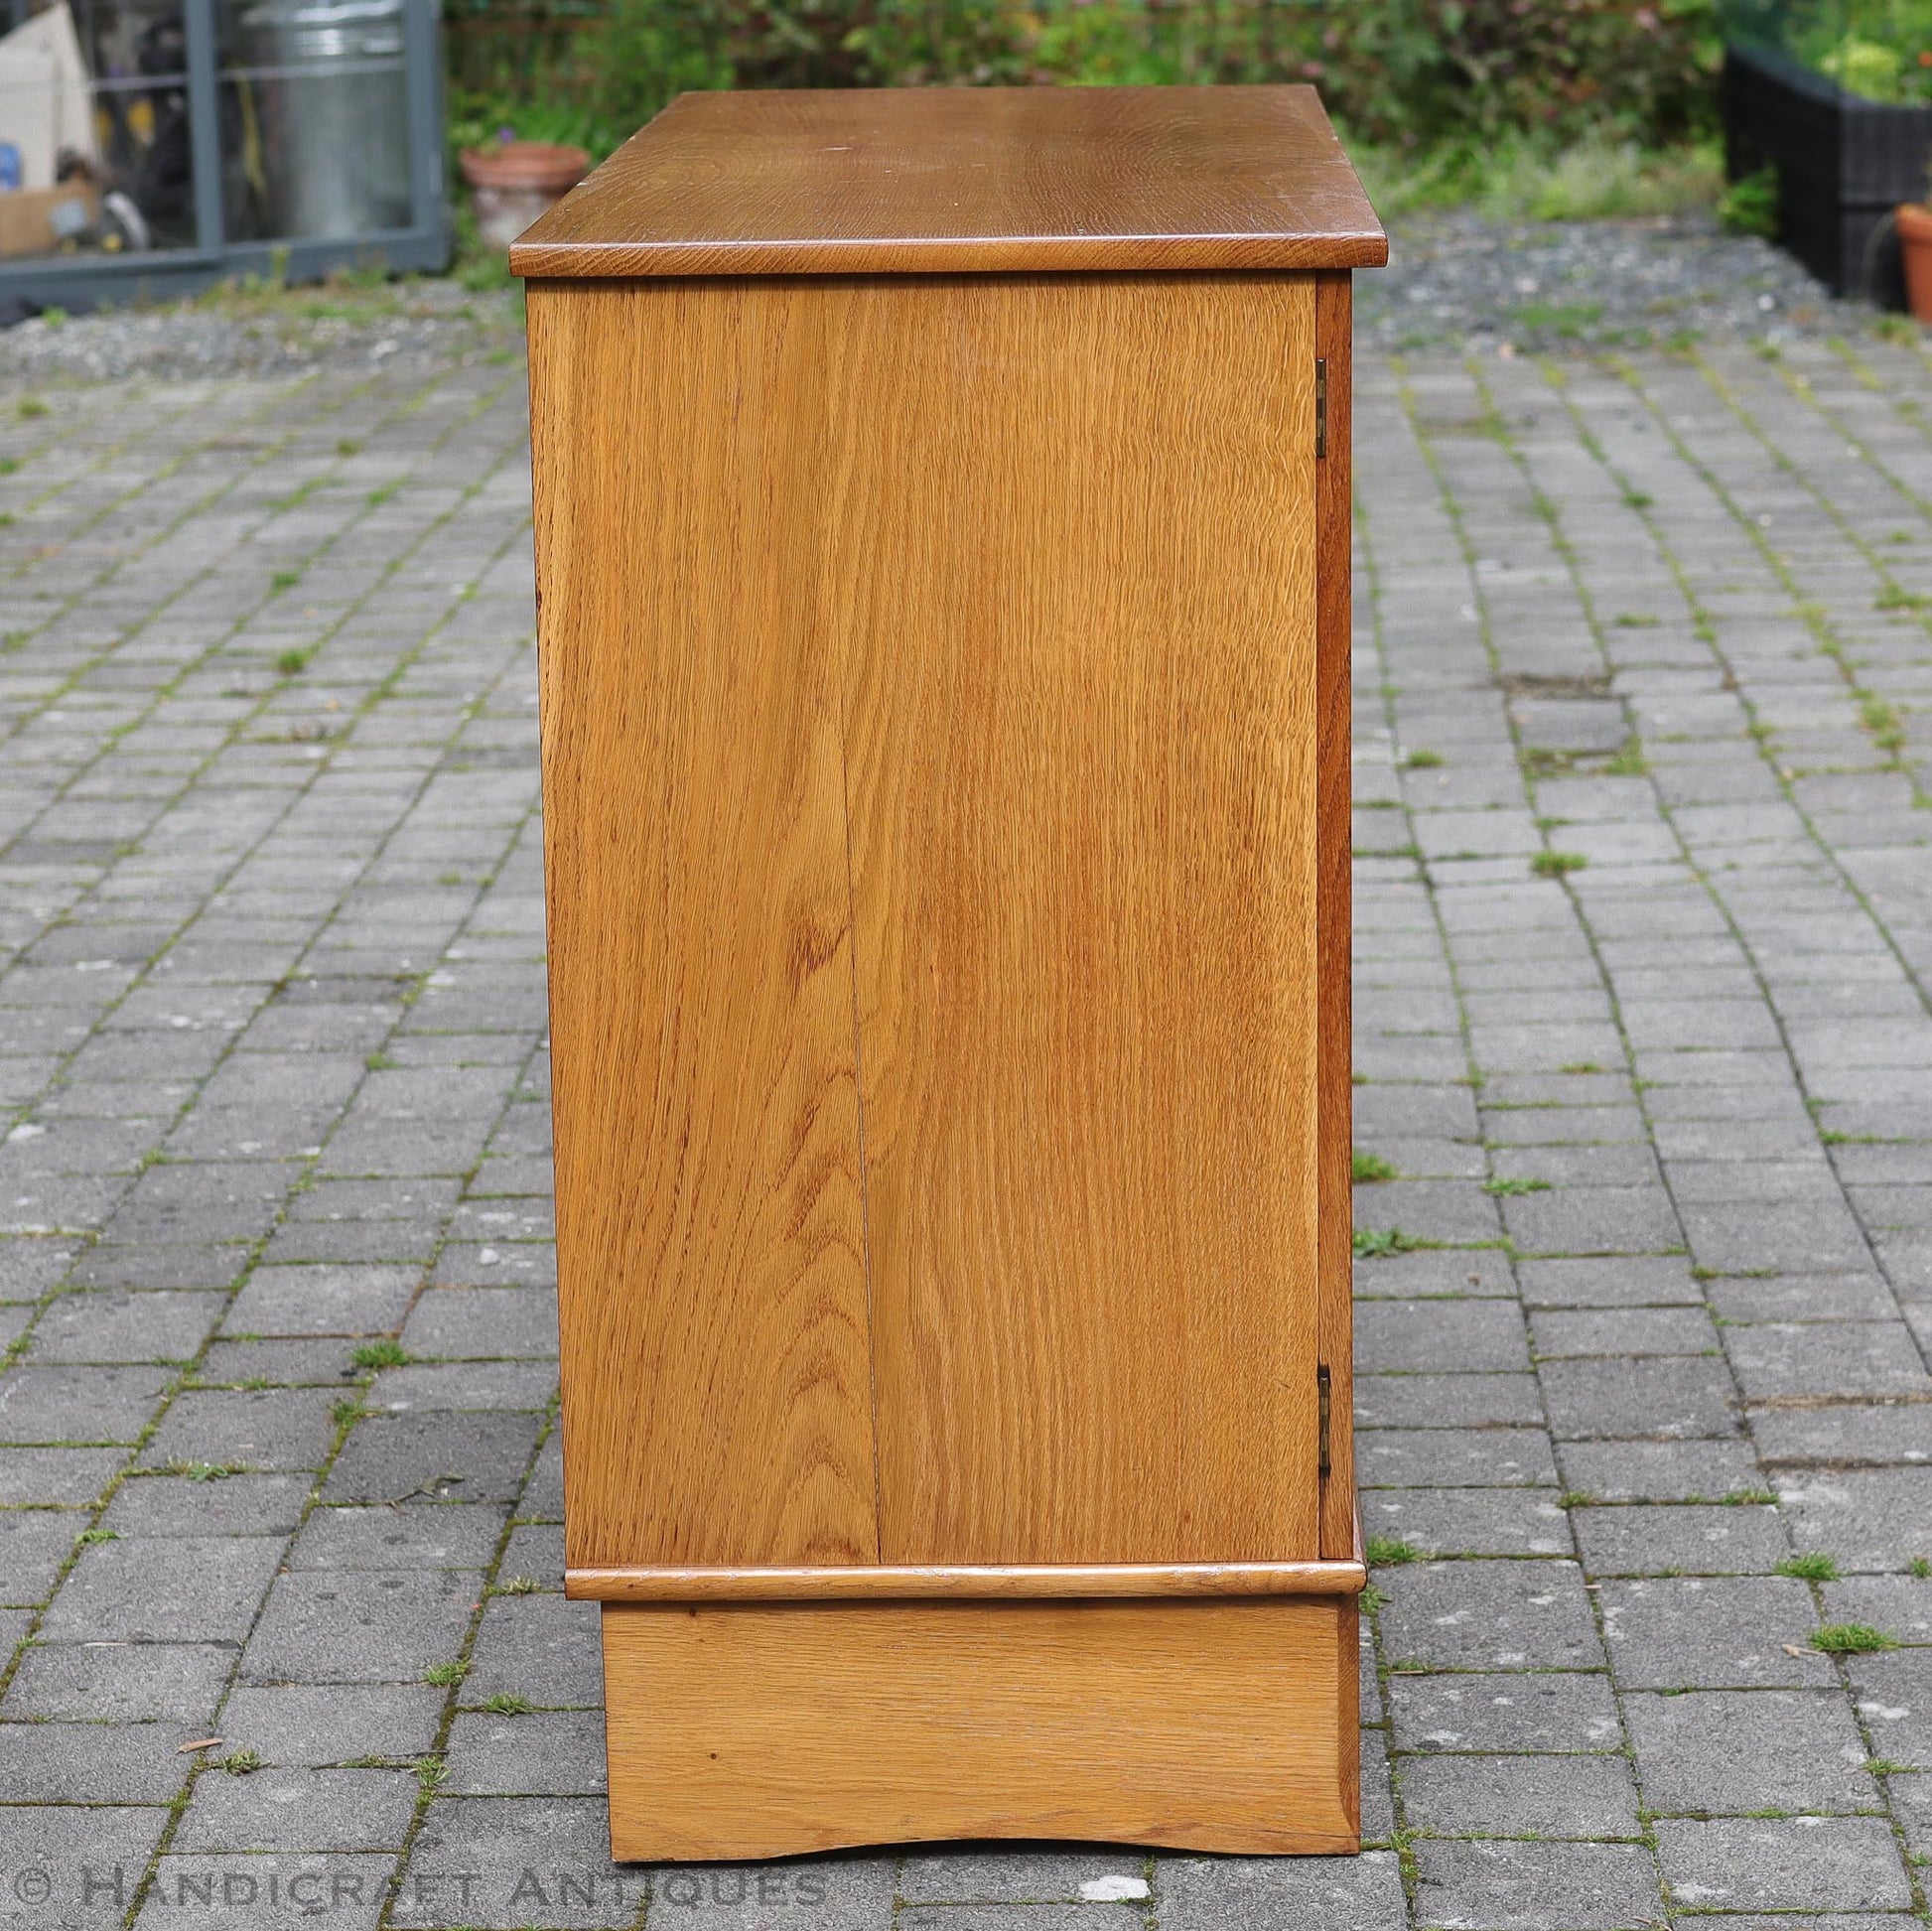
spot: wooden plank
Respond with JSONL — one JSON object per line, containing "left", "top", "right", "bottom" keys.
{"left": 510, "top": 86, "right": 1387, "bottom": 280}
{"left": 568, "top": 1558, "right": 1367, "bottom": 1600}
{"left": 603, "top": 1595, "right": 1358, "bottom": 1859}
{"left": 840, "top": 273, "right": 1323, "bottom": 1566}
{"left": 528, "top": 281, "right": 880, "bottom": 1572}
{"left": 1314, "top": 271, "right": 1357, "bottom": 1562}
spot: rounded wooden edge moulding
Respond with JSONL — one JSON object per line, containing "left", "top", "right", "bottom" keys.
{"left": 565, "top": 1560, "right": 1370, "bottom": 1601}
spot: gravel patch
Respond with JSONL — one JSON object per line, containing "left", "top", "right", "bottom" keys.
{"left": 1360, "top": 209, "right": 1880, "bottom": 352}
{"left": 0, "top": 208, "right": 1899, "bottom": 382}
{"left": 0, "top": 275, "right": 521, "bottom": 384}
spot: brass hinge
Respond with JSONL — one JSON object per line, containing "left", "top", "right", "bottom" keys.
{"left": 1316, "top": 1363, "right": 1331, "bottom": 1478}
{"left": 1314, "top": 357, "right": 1328, "bottom": 461}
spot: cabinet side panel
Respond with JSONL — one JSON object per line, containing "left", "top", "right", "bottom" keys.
{"left": 528, "top": 282, "right": 880, "bottom": 1571}
{"left": 1314, "top": 272, "right": 1356, "bottom": 1561}
{"left": 839, "top": 274, "right": 1322, "bottom": 1566}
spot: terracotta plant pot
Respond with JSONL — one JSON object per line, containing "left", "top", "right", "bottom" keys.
{"left": 1899, "top": 201, "right": 1932, "bottom": 323}
{"left": 459, "top": 141, "right": 590, "bottom": 252}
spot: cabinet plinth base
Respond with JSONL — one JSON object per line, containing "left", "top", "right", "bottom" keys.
{"left": 600, "top": 1593, "right": 1360, "bottom": 1862}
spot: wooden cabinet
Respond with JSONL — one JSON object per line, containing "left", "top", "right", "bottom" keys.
{"left": 512, "top": 83, "right": 1385, "bottom": 1862}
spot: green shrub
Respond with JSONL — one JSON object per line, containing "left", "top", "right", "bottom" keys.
{"left": 446, "top": 0, "right": 1725, "bottom": 169}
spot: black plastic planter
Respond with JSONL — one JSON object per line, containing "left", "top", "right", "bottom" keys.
{"left": 1725, "top": 41, "right": 1932, "bottom": 309}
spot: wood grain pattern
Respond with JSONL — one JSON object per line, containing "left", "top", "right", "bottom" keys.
{"left": 568, "top": 1558, "right": 1367, "bottom": 1599}
{"left": 529, "top": 279, "right": 881, "bottom": 1572}
{"left": 841, "top": 274, "right": 1324, "bottom": 1566}
{"left": 602, "top": 1595, "right": 1359, "bottom": 1859}
{"left": 509, "top": 85, "right": 1386, "bottom": 279}
{"left": 1314, "top": 270, "right": 1356, "bottom": 1562}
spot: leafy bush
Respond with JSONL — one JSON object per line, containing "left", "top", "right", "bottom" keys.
{"left": 447, "top": 0, "right": 1725, "bottom": 165}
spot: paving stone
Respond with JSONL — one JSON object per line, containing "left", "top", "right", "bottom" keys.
{"left": 1413, "top": 1839, "right": 1664, "bottom": 1930}
{"left": 1654, "top": 1815, "right": 1911, "bottom": 1913}
{"left": 0, "top": 1508, "right": 82, "bottom": 1603}
{"left": 1155, "top": 1852, "right": 1406, "bottom": 1931}
{"left": 0, "top": 1805, "right": 170, "bottom": 1931}
{"left": 42, "top": 1533, "right": 285, "bottom": 1642}
{"left": 1356, "top": 1299, "right": 1530, "bottom": 1373}
{"left": 1778, "top": 1469, "right": 1932, "bottom": 1570}
{"left": 194, "top": 1338, "right": 365, "bottom": 1388}
{"left": 1399, "top": 1748, "right": 1641, "bottom": 1838}
{"left": 391, "top": 1796, "right": 642, "bottom": 1928}
{"left": 139, "top": 1387, "right": 344, "bottom": 1472}
{"left": 1820, "top": 1575, "right": 1932, "bottom": 1642}
{"left": 499, "top": 1521, "right": 564, "bottom": 1587}
{"left": 1599, "top": 1576, "right": 1837, "bottom": 1689}
{"left": 1354, "top": 1372, "right": 1543, "bottom": 1428}
{"left": 1572, "top": 1502, "right": 1788, "bottom": 1576}
{"left": 174, "top": 1764, "right": 420, "bottom": 1852}
{"left": 3, "top": 1640, "right": 234, "bottom": 1721}
{"left": 1387, "top": 1669, "right": 1622, "bottom": 1753}
{"left": 221, "top": 1265, "right": 418, "bottom": 1338}
{"left": 0, "top": 1720, "right": 199, "bottom": 1801}
{"left": 1376, "top": 1559, "right": 1602, "bottom": 1671}
{"left": 289, "top": 1502, "right": 503, "bottom": 1571}
{"left": 1361, "top": 1486, "right": 1573, "bottom": 1557}
{"left": 1724, "top": 1319, "right": 1932, "bottom": 1399}
{"left": 1538, "top": 1355, "right": 1737, "bottom": 1440}
{"left": 368, "top": 1359, "right": 556, "bottom": 1411}
{"left": 217, "top": 1683, "right": 445, "bottom": 1765}
{"left": 136, "top": 1854, "right": 395, "bottom": 1930}
{"left": 1848, "top": 1649, "right": 1932, "bottom": 1768}
{"left": 242, "top": 1569, "right": 478, "bottom": 1684}
{"left": 101, "top": 1472, "right": 311, "bottom": 1537}
{"left": 26, "top": 1289, "right": 227, "bottom": 1363}
{"left": 445, "top": 1709, "right": 606, "bottom": 1795}
{"left": 396, "top": 1294, "right": 554, "bottom": 1370}
{"left": 0, "top": 1448, "right": 127, "bottom": 1506}
{"left": 323, "top": 1411, "right": 539, "bottom": 1505}
{"left": 1358, "top": 1428, "right": 1557, "bottom": 1489}
{"left": 1625, "top": 1689, "right": 1878, "bottom": 1815}
{"left": 1556, "top": 1438, "right": 1766, "bottom": 1503}
{"left": 1752, "top": 1402, "right": 1932, "bottom": 1467}
{"left": 465, "top": 1593, "right": 603, "bottom": 1708}
{"left": 0, "top": 1364, "right": 173, "bottom": 1443}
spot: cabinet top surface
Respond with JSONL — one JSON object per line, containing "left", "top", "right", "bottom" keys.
{"left": 509, "top": 84, "right": 1386, "bottom": 279}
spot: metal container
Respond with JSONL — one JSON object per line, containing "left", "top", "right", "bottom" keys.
{"left": 240, "top": 0, "right": 409, "bottom": 238}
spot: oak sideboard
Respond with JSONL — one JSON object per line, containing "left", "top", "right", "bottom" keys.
{"left": 512, "top": 82, "right": 1386, "bottom": 1862}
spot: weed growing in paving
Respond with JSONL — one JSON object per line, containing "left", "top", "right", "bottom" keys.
{"left": 275, "top": 647, "right": 313, "bottom": 676}
{"left": 483, "top": 1694, "right": 535, "bottom": 1715}
{"left": 1352, "top": 1150, "right": 1398, "bottom": 1182}
{"left": 1365, "top": 1535, "right": 1423, "bottom": 1566}
{"left": 1776, "top": 1553, "right": 1839, "bottom": 1581}
{"left": 220, "top": 1749, "right": 263, "bottom": 1775}
{"left": 1812, "top": 1623, "right": 1897, "bottom": 1654}
{"left": 1484, "top": 1175, "right": 1551, "bottom": 1196}
{"left": 423, "top": 1660, "right": 469, "bottom": 1687}
{"left": 1404, "top": 748, "right": 1444, "bottom": 769}
{"left": 1531, "top": 851, "right": 1588, "bottom": 878}
{"left": 351, "top": 1338, "right": 407, "bottom": 1370}
{"left": 1352, "top": 1228, "right": 1420, "bottom": 1259}
{"left": 1910, "top": 1557, "right": 1931, "bottom": 1580}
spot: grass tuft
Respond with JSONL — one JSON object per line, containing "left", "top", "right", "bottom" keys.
{"left": 1365, "top": 1534, "right": 1424, "bottom": 1567}
{"left": 1352, "top": 1150, "right": 1398, "bottom": 1183}
{"left": 1776, "top": 1553, "right": 1839, "bottom": 1582}
{"left": 350, "top": 1338, "right": 407, "bottom": 1371}
{"left": 1531, "top": 851, "right": 1588, "bottom": 878}
{"left": 1811, "top": 1623, "right": 1896, "bottom": 1654}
